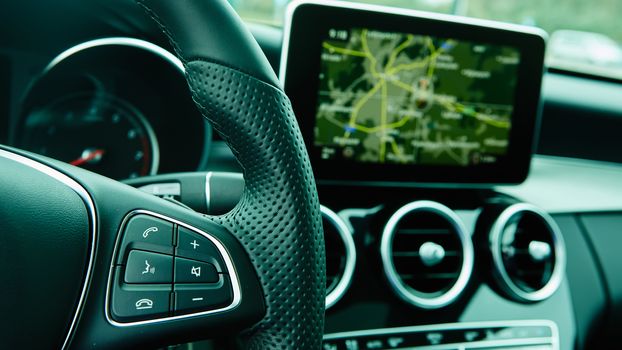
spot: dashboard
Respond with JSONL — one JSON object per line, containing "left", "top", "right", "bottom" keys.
{"left": 2, "top": 1, "right": 622, "bottom": 349}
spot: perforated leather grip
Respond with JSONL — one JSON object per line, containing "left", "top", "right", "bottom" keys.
{"left": 136, "top": 1, "right": 326, "bottom": 349}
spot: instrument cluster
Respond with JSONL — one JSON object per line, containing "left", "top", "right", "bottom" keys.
{"left": 16, "top": 38, "right": 211, "bottom": 180}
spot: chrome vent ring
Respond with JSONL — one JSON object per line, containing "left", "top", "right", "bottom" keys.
{"left": 381, "top": 201, "right": 474, "bottom": 309}
{"left": 489, "top": 203, "right": 565, "bottom": 302}
{"left": 322, "top": 205, "right": 356, "bottom": 309}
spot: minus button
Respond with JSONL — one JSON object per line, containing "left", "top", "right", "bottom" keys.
{"left": 174, "top": 276, "right": 233, "bottom": 315}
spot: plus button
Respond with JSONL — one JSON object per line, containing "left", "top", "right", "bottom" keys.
{"left": 190, "top": 239, "right": 199, "bottom": 250}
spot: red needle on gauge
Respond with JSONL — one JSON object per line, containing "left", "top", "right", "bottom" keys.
{"left": 70, "top": 148, "right": 106, "bottom": 166}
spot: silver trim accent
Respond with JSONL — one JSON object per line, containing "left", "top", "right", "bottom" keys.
{"left": 419, "top": 241, "right": 445, "bottom": 267}
{"left": 280, "top": 0, "right": 547, "bottom": 85}
{"left": 380, "top": 200, "right": 474, "bottom": 309}
{"left": 138, "top": 182, "right": 181, "bottom": 197}
{"left": 323, "top": 319, "right": 559, "bottom": 350}
{"left": 104, "top": 210, "right": 242, "bottom": 326}
{"left": 489, "top": 203, "right": 566, "bottom": 302}
{"left": 321, "top": 205, "right": 356, "bottom": 309}
{"left": 0, "top": 148, "right": 98, "bottom": 350}
{"left": 204, "top": 171, "right": 245, "bottom": 214}
{"left": 45, "top": 37, "right": 185, "bottom": 74}
{"left": 205, "top": 172, "right": 213, "bottom": 213}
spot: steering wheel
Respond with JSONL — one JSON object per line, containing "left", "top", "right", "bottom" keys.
{"left": 0, "top": 0, "right": 325, "bottom": 349}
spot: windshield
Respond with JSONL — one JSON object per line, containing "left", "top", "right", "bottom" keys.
{"left": 229, "top": 0, "right": 622, "bottom": 80}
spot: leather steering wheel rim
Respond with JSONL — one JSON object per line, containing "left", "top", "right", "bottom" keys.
{"left": 134, "top": 0, "right": 326, "bottom": 348}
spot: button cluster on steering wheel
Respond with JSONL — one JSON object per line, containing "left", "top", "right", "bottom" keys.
{"left": 110, "top": 213, "right": 233, "bottom": 322}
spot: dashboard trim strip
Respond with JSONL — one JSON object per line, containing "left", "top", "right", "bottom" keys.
{"left": 323, "top": 319, "right": 559, "bottom": 350}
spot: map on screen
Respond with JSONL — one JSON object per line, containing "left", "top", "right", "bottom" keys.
{"left": 314, "top": 28, "right": 521, "bottom": 166}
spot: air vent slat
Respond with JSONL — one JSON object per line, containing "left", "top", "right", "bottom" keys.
{"left": 381, "top": 201, "right": 474, "bottom": 309}
{"left": 397, "top": 229, "right": 452, "bottom": 235}
{"left": 399, "top": 273, "right": 460, "bottom": 280}
{"left": 514, "top": 270, "right": 550, "bottom": 276}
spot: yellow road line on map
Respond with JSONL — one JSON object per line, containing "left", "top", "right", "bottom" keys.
{"left": 322, "top": 42, "right": 368, "bottom": 57}
{"left": 378, "top": 82, "right": 389, "bottom": 162}
{"left": 384, "top": 35, "right": 414, "bottom": 70}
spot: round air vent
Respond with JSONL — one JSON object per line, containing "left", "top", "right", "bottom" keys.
{"left": 489, "top": 203, "right": 565, "bottom": 302}
{"left": 322, "top": 205, "right": 356, "bottom": 309}
{"left": 381, "top": 201, "right": 473, "bottom": 309}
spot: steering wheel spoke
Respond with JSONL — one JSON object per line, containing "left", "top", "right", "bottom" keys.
{"left": 0, "top": 146, "right": 265, "bottom": 348}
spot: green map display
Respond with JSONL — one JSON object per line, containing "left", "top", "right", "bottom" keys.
{"left": 315, "top": 28, "right": 521, "bottom": 166}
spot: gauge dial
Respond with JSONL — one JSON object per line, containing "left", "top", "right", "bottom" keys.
{"left": 18, "top": 93, "right": 159, "bottom": 180}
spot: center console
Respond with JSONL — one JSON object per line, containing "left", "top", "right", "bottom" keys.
{"left": 279, "top": 1, "right": 571, "bottom": 349}
{"left": 323, "top": 320, "right": 558, "bottom": 350}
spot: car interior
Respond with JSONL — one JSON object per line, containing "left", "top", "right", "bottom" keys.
{"left": 1, "top": 0, "right": 622, "bottom": 349}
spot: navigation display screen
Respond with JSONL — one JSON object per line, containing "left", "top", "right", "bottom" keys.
{"left": 315, "top": 28, "right": 520, "bottom": 167}
{"left": 282, "top": 1, "right": 546, "bottom": 185}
